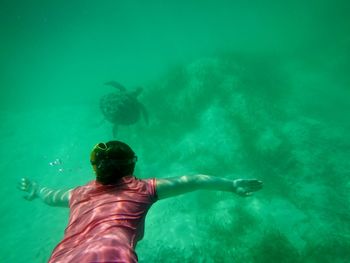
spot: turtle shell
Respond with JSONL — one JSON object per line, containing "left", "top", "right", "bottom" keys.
{"left": 100, "top": 92, "right": 141, "bottom": 125}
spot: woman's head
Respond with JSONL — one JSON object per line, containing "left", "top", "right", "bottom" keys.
{"left": 90, "top": 141, "right": 137, "bottom": 184}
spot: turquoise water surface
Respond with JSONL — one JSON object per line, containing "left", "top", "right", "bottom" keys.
{"left": 1, "top": 1, "right": 349, "bottom": 262}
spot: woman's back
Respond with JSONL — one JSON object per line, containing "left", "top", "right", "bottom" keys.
{"left": 48, "top": 176, "right": 157, "bottom": 263}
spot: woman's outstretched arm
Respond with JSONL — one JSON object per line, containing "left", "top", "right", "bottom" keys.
{"left": 18, "top": 178, "right": 72, "bottom": 207}
{"left": 156, "top": 174, "right": 263, "bottom": 200}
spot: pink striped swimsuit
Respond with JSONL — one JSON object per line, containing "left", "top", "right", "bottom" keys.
{"left": 48, "top": 176, "right": 158, "bottom": 263}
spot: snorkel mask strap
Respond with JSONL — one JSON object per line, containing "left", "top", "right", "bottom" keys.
{"left": 90, "top": 143, "right": 108, "bottom": 165}
{"left": 90, "top": 142, "right": 137, "bottom": 166}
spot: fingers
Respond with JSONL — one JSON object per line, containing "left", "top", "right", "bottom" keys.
{"left": 238, "top": 190, "right": 252, "bottom": 197}
{"left": 17, "top": 178, "right": 37, "bottom": 201}
{"left": 23, "top": 194, "right": 35, "bottom": 201}
{"left": 249, "top": 183, "right": 263, "bottom": 191}
{"left": 245, "top": 179, "right": 263, "bottom": 191}
{"left": 245, "top": 179, "right": 263, "bottom": 186}
{"left": 236, "top": 179, "right": 263, "bottom": 187}
{"left": 17, "top": 178, "right": 31, "bottom": 192}
{"left": 234, "top": 178, "right": 263, "bottom": 197}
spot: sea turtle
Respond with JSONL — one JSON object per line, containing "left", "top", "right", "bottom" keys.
{"left": 100, "top": 81, "right": 149, "bottom": 137}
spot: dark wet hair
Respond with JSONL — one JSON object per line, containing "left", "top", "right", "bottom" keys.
{"left": 92, "top": 141, "right": 137, "bottom": 185}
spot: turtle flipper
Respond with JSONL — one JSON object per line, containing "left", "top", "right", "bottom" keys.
{"left": 131, "top": 87, "right": 143, "bottom": 97}
{"left": 112, "top": 124, "right": 118, "bottom": 137}
{"left": 139, "top": 103, "right": 149, "bottom": 125}
{"left": 105, "top": 81, "right": 127, "bottom": 92}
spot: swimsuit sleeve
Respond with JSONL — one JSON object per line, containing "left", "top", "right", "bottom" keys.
{"left": 145, "top": 178, "right": 158, "bottom": 203}
{"left": 69, "top": 186, "right": 82, "bottom": 208}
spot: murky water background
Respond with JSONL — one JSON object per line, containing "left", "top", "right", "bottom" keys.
{"left": 1, "top": 1, "right": 349, "bottom": 262}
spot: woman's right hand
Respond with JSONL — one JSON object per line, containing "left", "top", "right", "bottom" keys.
{"left": 18, "top": 178, "right": 38, "bottom": 201}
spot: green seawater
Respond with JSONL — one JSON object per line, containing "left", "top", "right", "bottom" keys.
{"left": 1, "top": 0, "right": 349, "bottom": 262}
